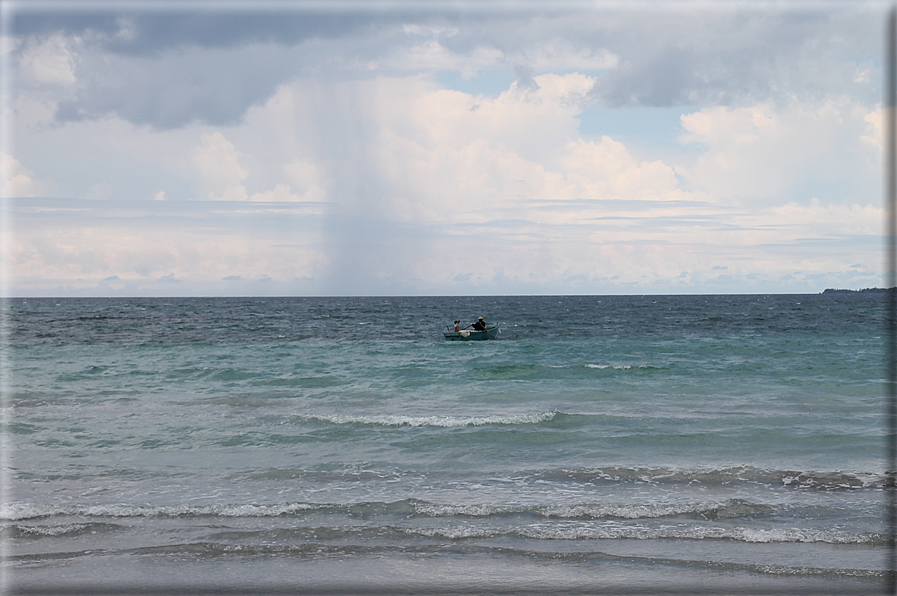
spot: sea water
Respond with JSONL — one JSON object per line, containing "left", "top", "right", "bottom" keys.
{"left": 1, "top": 294, "right": 887, "bottom": 594}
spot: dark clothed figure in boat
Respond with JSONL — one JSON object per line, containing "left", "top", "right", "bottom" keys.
{"left": 472, "top": 317, "right": 487, "bottom": 331}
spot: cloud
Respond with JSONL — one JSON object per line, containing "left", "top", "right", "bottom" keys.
{"left": 678, "top": 98, "right": 880, "bottom": 205}
{"left": 386, "top": 34, "right": 504, "bottom": 79}
{"left": 191, "top": 132, "right": 248, "bottom": 201}
{"left": 8, "top": 199, "right": 329, "bottom": 294}
{"left": 591, "top": 7, "right": 880, "bottom": 108}
{"left": 772, "top": 198, "right": 882, "bottom": 237}
{"left": 85, "top": 182, "right": 113, "bottom": 200}
{"left": 54, "top": 43, "right": 295, "bottom": 129}
{"left": 513, "top": 64, "right": 539, "bottom": 92}
{"left": 280, "top": 160, "right": 327, "bottom": 203}
{"left": 507, "top": 41, "right": 618, "bottom": 73}
{"left": 11, "top": 11, "right": 386, "bottom": 55}
{"left": 249, "top": 184, "right": 300, "bottom": 203}
{"left": 11, "top": 5, "right": 879, "bottom": 131}
{"left": 557, "top": 137, "right": 686, "bottom": 204}
{"left": 1, "top": 154, "right": 50, "bottom": 197}
{"left": 3, "top": 3, "right": 885, "bottom": 296}
{"left": 11, "top": 10, "right": 508, "bottom": 129}
{"left": 303, "top": 72, "right": 680, "bottom": 228}
{"left": 269, "top": 73, "right": 599, "bottom": 229}
{"left": 18, "top": 35, "right": 77, "bottom": 86}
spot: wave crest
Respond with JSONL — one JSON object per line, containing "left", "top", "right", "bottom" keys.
{"left": 296, "top": 411, "right": 559, "bottom": 428}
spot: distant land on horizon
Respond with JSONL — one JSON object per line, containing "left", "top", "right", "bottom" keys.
{"left": 822, "top": 287, "right": 889, "bottom": 294}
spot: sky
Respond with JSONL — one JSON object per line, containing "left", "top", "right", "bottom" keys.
{"left": 0, "top": 0, "right": 888, "bottom": 297}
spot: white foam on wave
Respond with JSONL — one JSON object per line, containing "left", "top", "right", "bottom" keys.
{"left": 299, "top": 411, "right": 558, "bottom": 428}
{"left": 409, "top": 526, "right": 495, "bottom": 539}
{"left": 780, "top": 470, "right": 885, "bottom": 489}
{"left": 88, "top": 503, "right": 319, "bottom": 517}
{"left": 413, "top": 503, "right": 514, "bottom": 517}
{"left": 413, "top": 499, "right": 765, "bottom": 521}
{"left": 541, "top": 502, "right": 722, "bottom": 520}
{"left": 1, "top": 502, "right": 319, "bottom": 520}
{"left": 520, "top": 524, "right": 879, "bottom": 543}
{"left": 16, "top": 523, "right": 89, "bottom": 536}
{"left": 1, "top": 502, "right": 50, "bottom": 521}
{"left": 406, "top": 523, "right": 879, "bottom": 544}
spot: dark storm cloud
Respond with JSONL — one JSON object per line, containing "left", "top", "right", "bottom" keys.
{"left": 513, "top": 64, "right": 539, "bottom": 92}
{"left": 11, "top": 10, "right": 387, "bottom": 55}
{"left": 54, "top": 43, "right": 293, "bottom": 129}
{"left": 11, "top": 6, "right": 463, "bottom": 129}
{"left": 595, "top": 46, "right": 707, "bottom": 107}
{"left": 589, "top": 8, "right": 879, "bottom": 108}
{"left": 11, "top": 3, "right": 880, "bottom": 130}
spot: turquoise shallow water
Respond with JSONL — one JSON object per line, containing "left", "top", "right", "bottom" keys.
{"left": 1, "top": 294, "right": 888, "bottom": 593}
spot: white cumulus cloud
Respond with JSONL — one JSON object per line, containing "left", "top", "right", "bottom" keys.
{"left": 191, "top": 132, "right": 249, "bottom": 201}
{"left": 1, "top": 154, "right": 49, "bottom": 197}
{"left": 18, "top": 35, "right": 77, "bottom": 86}
{"left": 678, "top": 98, "right": 880, "bottom": 205}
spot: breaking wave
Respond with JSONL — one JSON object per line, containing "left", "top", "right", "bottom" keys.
{"left": 406, "top": 524, "right": 884, "bottom": 544}
{"left": 295, "top": 411, "right": 559, "bottom": 427}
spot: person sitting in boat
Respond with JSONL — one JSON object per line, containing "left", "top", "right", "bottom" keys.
{"left": 453, "top": 319, "right": 461, "bottom": 332}
{"left": 472, "top": 317, "right": 486, "bottom": 331}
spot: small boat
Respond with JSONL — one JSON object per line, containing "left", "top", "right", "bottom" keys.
{"left": 443, "top": 323, "right": 500, "bottom": 341}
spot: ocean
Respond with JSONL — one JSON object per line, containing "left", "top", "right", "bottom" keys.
{"left": 1, "top": 294, "right": 888, "bottom": 594}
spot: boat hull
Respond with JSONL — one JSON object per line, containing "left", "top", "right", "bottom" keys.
{"left": 443, "top": 325, "right": 499, "bottom": 341}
